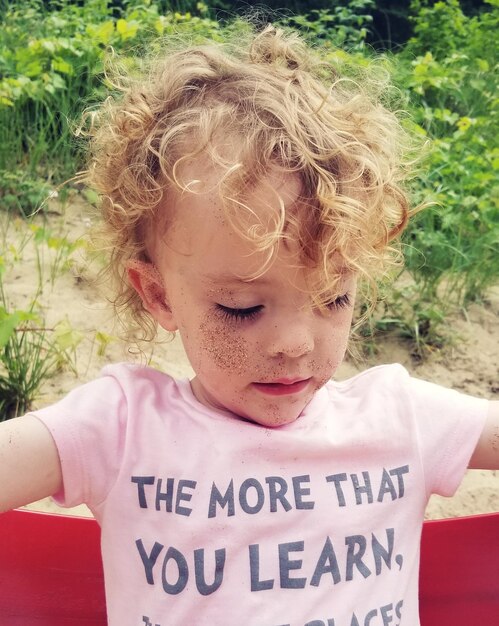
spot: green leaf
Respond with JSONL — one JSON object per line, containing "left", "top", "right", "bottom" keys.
{"left": 52, "top": 57, "right": 74, "bottom": 76}
{"left": 116, "top": 19, "right": 138, "bottom": 41}
{"left": 0, "top": 312, "right": 21, "bottom": 348}
{"left": 86, "top": 20, "right": 115, "bottom": 44}
{"left": 0, "top": 310, "right": 34, "bottom": 349}
{"left": 53, "top": 319, "right": 84, "bottom": 351}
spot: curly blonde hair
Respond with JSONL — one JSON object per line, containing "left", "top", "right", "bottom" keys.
{"left": 85, "top": 23, "right": 416, "bottom": 340}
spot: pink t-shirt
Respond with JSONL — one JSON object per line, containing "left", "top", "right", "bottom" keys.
{"left": 34, "top": 363, "right": 487, "bottom": 626}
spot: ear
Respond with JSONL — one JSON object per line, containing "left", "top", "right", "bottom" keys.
{"left": 127, "top": 259, "right": 178, "bottom": 332}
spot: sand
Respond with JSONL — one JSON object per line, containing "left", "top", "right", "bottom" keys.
{"left": 3, "top": 195, "right": 497, "bottom": 520}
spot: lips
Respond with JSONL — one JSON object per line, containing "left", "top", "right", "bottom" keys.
{"left": 252, "top": 377, "right": 312, "bottom": 396}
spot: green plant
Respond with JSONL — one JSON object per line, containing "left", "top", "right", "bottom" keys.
{"left": 282, "top": 0, "right": 375, "bottom": 51}
{"left": 0, "top": 0, "right": 222, "bottom": 183}
{"left": 0, "top": 206, "right": 88, "bottom": 419}
{"left": 0, "top": 249, "right": 58, "bottom": 420}
{"left": 359, "top": 281, "right": 449, "bottom": 360}
{"left": 0, "top": 307, "right": 59, "bottom": 420}
{"left": 369, "top": 0, "right": 499, "bottom": 353}
{"left": 0, "top": 169, "right": 54, "bottom": 217}
{"left": 30, "top": 222, "right": 87, "bottom": 288}
{"left": 405, "top": 8, "right": 498, "bottom": 293}
{"left": 0, "top": 1, "right": 103, "bottom": 179}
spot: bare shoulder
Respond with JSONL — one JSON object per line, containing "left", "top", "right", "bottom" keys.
{"left": 0, "top": 414, "right": 62, "bottom": 513}
{"left": 469, "top": 401, "right": 499, "bottom": 470}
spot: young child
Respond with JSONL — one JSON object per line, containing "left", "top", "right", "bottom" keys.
{"left": 0, "top": 24, "right": 497, "bottom": 626}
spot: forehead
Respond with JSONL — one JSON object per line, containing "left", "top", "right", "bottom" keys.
{"left": 152, "top": 161, "right": 303, "bottom": 269}
{"left": 149, "top": 159, "right": 353, "bottom": 297}
{"left": 174, "top": 154, "right": 302, "bottom": 217}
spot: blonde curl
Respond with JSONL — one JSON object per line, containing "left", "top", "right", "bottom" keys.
{"left": 83, "top": 22, "right": 420, "bottom": 341}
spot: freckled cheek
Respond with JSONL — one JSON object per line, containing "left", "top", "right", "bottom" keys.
{"left": 198, "top": 318, "right": 251, "bottom": 372}
{"left": 308, "top": 328, "right": 350, "bottom": 387}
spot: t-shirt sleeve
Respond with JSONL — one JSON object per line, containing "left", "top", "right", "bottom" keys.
{"left": 30, "top": 369, "right": 127, "bottom": 509}
{"left": 407, "top": 374, "right": 489, "bottom": 499}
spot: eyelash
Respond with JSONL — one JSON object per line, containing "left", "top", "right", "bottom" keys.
{"left": 216, "top": 304, "right": 264, "bottom": 323}
{"left": 326, "top": 292, "right": 352, "bottom": 311}
{"left": 216, "top": 293, "right": 351, "bottom": 323}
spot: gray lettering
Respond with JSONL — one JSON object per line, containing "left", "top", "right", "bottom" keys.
{"left": 395, "top": 600, "right": 404, "bottom": 620}
{"left": 266, "top": 476, "right": 292, "bottom": 512}
{"left": 175, "top": 479, "right": 196, "bottom": 516}
{"left": 131, "top": 476, "right": 155, "bottom": 508}
{"left": 239, "top": 478, "right": 265, "bottom": 514}
{"left": 293, "top": 475, "right": 314, "bottom": 509}
{"left": 391, "top": 465, "right": 409, "bottom": 497}
{"left": 310, "top": 536, "right": 341, "bottom": 586}
{"left": 249, "top": 544, "right": 274, "bottom": 591}
{"left": 326, "top": 473, "right": 348, "bottom": 506}
{"left": 279, "top": 541, "right": 306, "bottom": 589}
{"left": 161, "top": 547, "right": 188, "bottom": 594}
{"left": 372, "top": 528, "right": 395, "bottom": 575}
{"left": 380, "top": 603, "right": 394, "bottom": 625}
{"left": 136, "top": 539, "right": 163, "bottom": 585}
{"left": 208, "top": 480, "right": 235, "bottom": 518}
{"left": 351, "top": 471, "right": 373, "bottom": 505}
{"left": 345, "top": 535, "right": 371, "bottom": 580}
{"left": 155, "top": 477, "right": 174, "bottom": 512}
{"left": 377, "top": 469, "right": 397, "bottom": 501}
{"left": 194, "top": 547, "right": 226, "bottom": 595}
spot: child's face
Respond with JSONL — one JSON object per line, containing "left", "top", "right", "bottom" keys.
{"left": 141, "top": 170, "right": 356, "bottom": 428}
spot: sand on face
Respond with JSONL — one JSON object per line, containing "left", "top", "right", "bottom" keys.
{"left": 4, "top": 196, "right": 497, "bottom": 519}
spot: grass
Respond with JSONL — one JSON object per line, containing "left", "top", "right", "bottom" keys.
{"left": 0, "top": 207, "right": 88, "bottom": 420}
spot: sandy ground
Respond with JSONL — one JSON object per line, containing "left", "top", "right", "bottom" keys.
{"left": 3, "top": 195, "right": 498, "bottom": 520}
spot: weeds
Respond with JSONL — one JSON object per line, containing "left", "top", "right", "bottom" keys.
{"left": 375, "top": 0, "right": 499, "bottom": 349}
{"left": 30, "top": 223, "right": 87, "bottom": 288}
{"left": 0, "top": 0, "right": 222, "bottom": 181}
{"left": 0, "top": 212, "right": 87, "bottom": 420}
{"left": 0, "top": 252, "right": 57, "bottom": 420}
{"left": 0, "top": 170, "right": 55, "bottom": 218}
{"left": 0, "top": 311, "right": 58, "bottom": 420}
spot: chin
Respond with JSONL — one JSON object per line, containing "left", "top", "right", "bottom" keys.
{"left": 259, "top": 416, "right": 300, "bottom": 428}
{"left": 241, "top": 406, "right": 304, "bottom": 428}
{"left": 211, "top": 390, "right": 307, "bottom": 427}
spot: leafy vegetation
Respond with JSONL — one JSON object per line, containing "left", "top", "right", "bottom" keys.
{"left": 0, "top": 215, "right": 86, "bottom": 420}
{"left": 385, "top": 0, "right": 499, "bottom": 353}
{"left": 0, "top": 306, "right": 59, "bottom": 420}
{"left": 0, "top": 0, "right": 225, "bottom": 181}
{"left": 0, "top": 0, "right": 498, "bottom": 415}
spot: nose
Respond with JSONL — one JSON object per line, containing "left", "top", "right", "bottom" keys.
{"left": 266, "top": 315, "right": 315, "bottom": 358}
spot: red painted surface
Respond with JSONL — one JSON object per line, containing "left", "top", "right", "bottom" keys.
{"left": 1, "top": 508, "right": 498, "bottom": 624}
{"left": 419, "top": 512, "right": 499, "bottom": 624}
{"left": 0, "top": 509, "right": 106, "bottom": 625}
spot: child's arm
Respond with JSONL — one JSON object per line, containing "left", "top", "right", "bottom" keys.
{"left": 469, "top": 401, "right": 499, "bottom": 470}
{"left": 0, "top": 415, "right": 62, "bottom": 513}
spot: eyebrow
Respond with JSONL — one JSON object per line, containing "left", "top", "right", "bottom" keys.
{"left": 201, "top": 272, "right": 269, "bottom": 285}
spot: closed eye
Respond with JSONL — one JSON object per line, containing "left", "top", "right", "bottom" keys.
{"left": 216, "top": 304, "right": 264, "bottom": 323}
{"left": 326, "top": 293, "right": 352, "bottom": 311}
